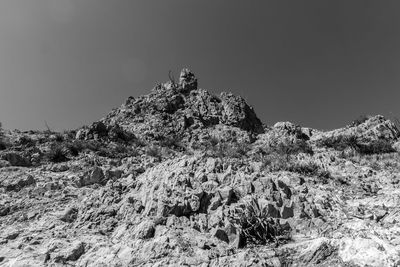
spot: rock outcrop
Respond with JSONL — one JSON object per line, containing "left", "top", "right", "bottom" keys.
{"left": 312, "top": 115, "right": 400, "bottom": 143}
{"left": 0, "top": 69, "right": 399, "bottom": 266}
{"left": 101, "top": 68, "right": 264, "bottom": 145}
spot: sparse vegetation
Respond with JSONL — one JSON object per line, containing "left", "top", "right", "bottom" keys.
{"left": 317, "top": 135, "right": 395, "bottom": 155}
{"left": 230, "top": 198, "right": 291, "bottom": 247}
{"left": 207, "top": 140, "right": 251, "bottom": 159}
{"left": 348, "top": 152, "right": 400, "bottom": 171}
{"left": 17, "top": 135, "right": 35, "bottom": 146}
{"left": 0, "top": 140, "right": 7, "bottom": 150}
{"left": 54, "top": 133, "right": 64, "bottom": 142}
{"left": 356, "top": 139, "right": 395, "bottom": 155}
{"left": 159, "top": 135, "right": 185, "bottom": 151}
{"left": 66, "top": 141, "right": 85, "bottom": 156}
{"left": 260, "top": 153, "right": 329, "bottom": 177}
{"left": 272, "top": 139, "right": 313, "bottom": 157}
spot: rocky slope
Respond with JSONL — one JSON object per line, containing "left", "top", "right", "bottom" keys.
{"left": 1, "top": 69, "right": 400, "bottom": 266}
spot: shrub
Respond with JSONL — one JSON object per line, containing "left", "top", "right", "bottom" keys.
{"left": 54, "top": 134, "right": 64, "bottom": 142}
{"left": 208, "top": 141, "right": 250, "bottom": 159}
{"left": 261, "top": 153, "right": 329, "bottom": 177}
{"left": 287, "top": 162, "right": 330, "bottom": 178}
{"left": 63, "top": 130, "right": 76, "bottom": 140}
{"left": 230, "top": 198, "right": 291, "bottom": 247}
{"left": 356, "top": 139, "right": 395, "bottom": 155}
{"left": 317, "top": 135, "right": 358, "bottom": 151}
{"left": 253, "top": 138, "right": 313, "bottom": 163}
{"left": 159, "top": 135, "right": 185, "bottom": 151}
{"left": 0, "top": 140, "right": 7, "bottom": 150}
{"left": 47, "top": 144, "right": 68, "bottom": 162}
{"left": 66, "top": 141, "right": 84, "bottom": 156}
{"left": 18, "top": 135, "right": 35, "bottom": 146}
{"left": 318, "top": 135, "right": 395, "bottom": 155}
{"left": 273, "top": 139, "right": 313, "bottom": 156}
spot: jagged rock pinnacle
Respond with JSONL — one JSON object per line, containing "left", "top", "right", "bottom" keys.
{"left": 178, "top": 68, "right": 197, "bottom": 92}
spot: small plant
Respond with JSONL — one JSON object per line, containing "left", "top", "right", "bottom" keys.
{"left": 229, "top": 198, "right": 291, "bottom": 247}
{"left": 54, "top": 134, "right": 64, "bottom": 142}
{"left": 63, "top": 130, "right": 76, "bottom": 139}
{"left": 273, "top": 139, "right": 313, "bottom": 157}
{"left": 66, "top": 141, "right": 84, "bottom": 156}
{"left": 208, "top": 140, "right": 250, "bottom": 159}
{"left": 261, "top": 152, "right": 329, "bottom": 177}
{"left": 288, "top": 162, "right": 330, "bottom": 178}
{"left": 356, "top": 139, "right": 395, "bottom": 155}
{"left": 0, "top": 140, "right": 7, "bottom": 150}
{"left": 47, "top": 144, "right": 68, "bottom": 162}
{"left": 318, "top": 135, "right": 395, "bottom": 155}
{"left": 18, "top": 135, "right": 35, "bottom": 146}
{"left": 159, "top": 135, "right": 185, "bottom": 151}
{"left": 317, "top": 135, "right": 359, "bottom": 151}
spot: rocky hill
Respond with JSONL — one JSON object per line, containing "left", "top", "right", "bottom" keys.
{"left": 1, "top": 69, "right": 400, "bottom": 266}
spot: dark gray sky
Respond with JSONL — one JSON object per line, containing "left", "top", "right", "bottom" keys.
{"left": 1, "top": 0, "right": 400, "bottom": 131}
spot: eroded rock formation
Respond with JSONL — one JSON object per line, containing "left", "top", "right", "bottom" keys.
{"left": 0, "top": 69, "right": 400, "bottom": 266}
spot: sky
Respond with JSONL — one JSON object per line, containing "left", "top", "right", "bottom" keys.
{"left": 1, "top": 0, "right": 400, "bottom": 131}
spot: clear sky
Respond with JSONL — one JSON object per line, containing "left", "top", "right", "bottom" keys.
{"left": 1, "top": 0, "right": 400, "bottom": 131}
